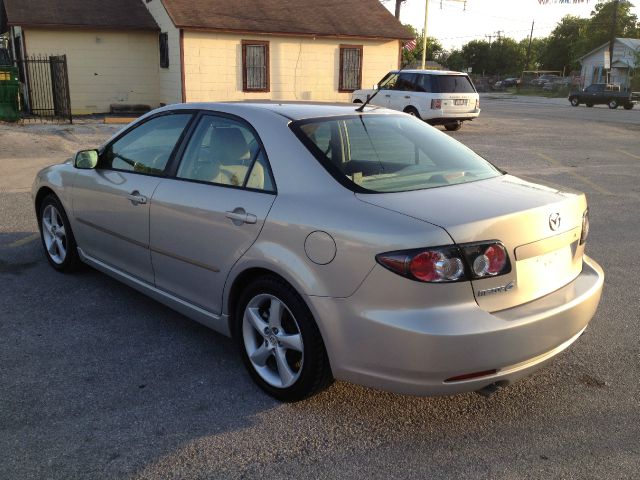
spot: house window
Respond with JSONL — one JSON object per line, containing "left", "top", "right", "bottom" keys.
{"left": 242, "top": 40, "right": 270, "bottom": 92}
{"left": 339, "top": 45, "right": 363, "bottom": 92}
{"left": 159, "top": 33, "right": 169, "bottom": 69}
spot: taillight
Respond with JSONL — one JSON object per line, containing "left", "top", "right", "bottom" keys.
{"left": 580, "top": 209, "right": 589, "bottom": 245}
{"left": 431, "top": 99, "right": 442, "bottom": 109}
{"left": 475, "top": 98, "right": 480, "bottom": 109}
{"left": 376, "top": 241, "right": 511, "bottom": 283}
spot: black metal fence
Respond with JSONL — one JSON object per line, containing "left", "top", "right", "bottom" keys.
{"left": 15, "top": 55, "right": 72, "bottom": 123}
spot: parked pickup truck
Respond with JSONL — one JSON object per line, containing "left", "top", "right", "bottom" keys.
{"left": 568, "top": 83, "right": 638, "bottom": 110}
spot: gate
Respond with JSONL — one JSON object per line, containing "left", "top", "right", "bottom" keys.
{"left": 15, "top": 54, "right": 72, "bottom": 123}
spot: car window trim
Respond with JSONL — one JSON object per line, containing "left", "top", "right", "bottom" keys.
{"left": 97, "top": 110, "right": 198, "bottom": 179}
{"left": 165, "top": 110, "right": 278, "bottom": 194}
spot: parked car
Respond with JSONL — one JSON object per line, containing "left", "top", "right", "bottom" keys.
{"left": 352, "top": 70, "right": 480, "bottom": 131}
{"left": 501, "top": 77, "right": 521, "bottom": 88}
{"left": 33, "top": 103, "right": 604, "bottom": 401}
{"left": 530, "top": 74, "right": 560, "bottom": 87}
{"left": 569, "top": 83, "right": 637, "bottom": 109}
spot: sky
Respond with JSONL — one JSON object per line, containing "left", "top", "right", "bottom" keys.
{"left": 383, "top": 0, "right": 640, "bottom": 49}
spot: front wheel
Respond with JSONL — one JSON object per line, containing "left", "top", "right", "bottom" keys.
{"left": 403, "top": 107, "right": 420, "bottom": 118}
{"left": 234, "top": 275, "right": 333, "bottom": 401}
{"left": 623, "top": 103, "right": 634, "bottom": 110}
{"left": 38, "top": 194, "right": 82, "bottom": 272}
{"left": 608, "top": 99, "right": 618, "bottom": 109}
{"left": 570, "top": 97, "right": 580, "bottom": 107}
{"left": 586, "top": 103, "right": 594, "bottom": 108}
{"left": 444, "top": 122, "right": 462, "bottom": 131}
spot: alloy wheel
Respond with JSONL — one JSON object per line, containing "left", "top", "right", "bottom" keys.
{"left": 42, "top": 204, "right": 67, "bottom": 264}
{"left": 242, "top": 294, "right": 304, "bottom": 389}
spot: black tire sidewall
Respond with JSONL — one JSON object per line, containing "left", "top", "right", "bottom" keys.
{"left": 233, "top": 275, "right": 332, "bottom": 402}
{"left": 445, "top": 123, "right": 462, "bottom": 131}
{"left": 570, "top": 97, "right": 579, "bottom": 106}
{"left": 404, "top": 107, "right": 420, "bottom": 119}
{"left": 38, "top": 194, "right": 81, "bottom": 272}
{"left": 608, "top": 99, "right": 618, "bottom": 109}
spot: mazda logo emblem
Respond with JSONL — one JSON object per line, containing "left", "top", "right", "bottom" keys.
{"left": 549, "top": 213, "right": 561, "bottom": 231}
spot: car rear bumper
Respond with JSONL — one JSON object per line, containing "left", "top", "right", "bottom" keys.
{"left": 307, "top": 255, "right": 604, "bottom": 396}
{"left": 422, "top": 109, "right": 481, "bottom": 124}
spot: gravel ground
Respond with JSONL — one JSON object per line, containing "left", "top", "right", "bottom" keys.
{"left": 1, "top": 100, "right": 639, "bottom": 479}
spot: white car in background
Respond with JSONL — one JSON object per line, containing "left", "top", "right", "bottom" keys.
{"left": 352, "top": 70, "right": 481, "bottom": 131}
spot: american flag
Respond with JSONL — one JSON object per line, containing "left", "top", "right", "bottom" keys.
{"left": 404, "top": 39, "right": 417, "bottom": 52}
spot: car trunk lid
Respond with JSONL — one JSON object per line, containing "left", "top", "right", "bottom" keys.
{"left": 356, "top": 175, "right": 587, "bottom": 312}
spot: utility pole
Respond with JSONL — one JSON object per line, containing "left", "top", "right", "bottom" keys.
{"left": 609, "top": 0, "right": 619, "bottom": 82}
{"left": 485, "top": 34, "right": 493, "bottom": 45}
{"left": 421, "top": 0, "right": 429, "bottom": 70}
{"left": 525, "top": 20, "right": 535, "bottom": 70}
{"left": 394, "top": 0, "right": 404, "bottom": 19}
{"left": 495, "top": 30, "right": 504, "bottom": 42}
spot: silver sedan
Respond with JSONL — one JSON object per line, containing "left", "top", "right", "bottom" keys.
{"left": 32, "top": 103, "right": 604, "bottom": 401}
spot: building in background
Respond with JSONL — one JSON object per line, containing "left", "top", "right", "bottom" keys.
{"left": 0, "top": 0, "right": 411, "bottom": 116}
{"left": 579, "top": 38, "right": 639, "bottom": 89}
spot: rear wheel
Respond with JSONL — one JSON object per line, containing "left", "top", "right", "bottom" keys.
{"left": 570, "top": 97, "right": 580, "bottom": 107}
{"left": 608, "top": 99, "right": 618, "bottom": 109}
{"left": 234, "top": 275, "right": 333, "bottom": 401}
{"left": 403, "top": 106, "right": 420, "bottom": 118}
{"left": 444, "top": 122, "right": 462, "bottom": 131}
{"left": 38, "top": 194, "right": 82, "bottom": 272}
{"left": 623, "top": 103, "right": 634, "bottom": 110}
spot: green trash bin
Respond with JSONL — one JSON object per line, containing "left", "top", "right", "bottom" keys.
{"left": 0, "top": 67, "right": 20, "bottom": 122}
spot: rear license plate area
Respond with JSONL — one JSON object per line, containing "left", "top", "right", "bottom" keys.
{"left": 454, "top": 99, "right": 467, "bottom": 106}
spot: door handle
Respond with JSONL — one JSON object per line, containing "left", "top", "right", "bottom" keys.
{"left": 127, "top": 191, "right": 147, "bottom": 206}
{"left": 226, "top": 208, "right": 257, "bottom": 225}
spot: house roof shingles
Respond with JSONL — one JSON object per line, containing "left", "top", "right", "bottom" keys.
{"left": 161, "top": 0, "right": 413, "bottom": 40}
{"left": 3, "top": 0, "right": 159, "bottom": 31}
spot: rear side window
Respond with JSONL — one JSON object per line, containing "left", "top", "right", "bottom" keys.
{"left": 292, "top": 114, "right": 501, "bottom": 193}
{"left": 432, "top": 75, "right": 476, "bottom": 94}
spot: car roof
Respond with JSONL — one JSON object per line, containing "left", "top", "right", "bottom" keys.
{"left": 161, "top": 101, "right": 394, "bottom": 121}
{"left": 389, "top": 69, "right": 468, "bottom": 76}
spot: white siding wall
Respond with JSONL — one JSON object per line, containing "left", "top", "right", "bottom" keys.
{"left": 580, "top": 41, "right": 637, "bottom": 87}
{"left": 23, "top": 29, "right": 160, "bottom": 114}
{"left": 183, "top": 31, "right": 400, "bottom": 102}
{"left": 142, "top": 0, "right": 182, "bottom": 105}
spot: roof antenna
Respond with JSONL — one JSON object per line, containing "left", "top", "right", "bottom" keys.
{"left": 356, "top": 49, "right": 417, "bottom": 113}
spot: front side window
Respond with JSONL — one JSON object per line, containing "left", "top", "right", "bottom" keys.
{"left": 394, "top": 73, "right": 418, "bottom": 92}
{"left": 339, "top": 45, "right": 363, "bottom": 92}
{"left": 431, "top": 75, "right": 476, "bottom": 94}
{"left": 101, "top": 114, "right": 192, "bottom": 175}
{"left": 177, "top": 115, "right": 275, "bottom": 192}
{"left": 378, "top": 72, "right": 399, "bottom": 90}
{"left": 242, "top": 41, "right": 269, "bottom": 92}
{"left": 292, "top": 115, "right": 501, "bottom": 193}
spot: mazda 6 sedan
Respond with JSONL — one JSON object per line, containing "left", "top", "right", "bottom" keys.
{"left": 32, "top": 103, "right": 604, "bottom": 401}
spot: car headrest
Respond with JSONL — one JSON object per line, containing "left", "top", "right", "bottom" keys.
{"left": 209, "top": 128, "right": 250, "bottom": 165}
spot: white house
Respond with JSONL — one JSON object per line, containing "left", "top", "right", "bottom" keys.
{"left": 578, "top": 37, "right": 639, "bottom": 88}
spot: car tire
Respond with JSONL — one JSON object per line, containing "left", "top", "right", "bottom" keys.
{"left": 38, "top": 194, "right": 82, "bottom": 273}
{"left": 444, "top": 122, "right": 462, "bottom": 131}
{"left": 570, "top": 97, "right": 579, "bottom": 107}
{"left": 623, "top": 103, "right": 634, "bottom": 110}
{"left": 403, "top": 106, "right": 421, "bottom": 119}
{"left": 608, "top": 99, "right": 618, "bottom": 109}
{"left": 586, "top": 103, "right": 594, "bottom": 108}
{"left": 234, "top": 275, "right": 333, "bottom": 402}
{"left": 353, "top": 99, "right": 362, "bottom": 104}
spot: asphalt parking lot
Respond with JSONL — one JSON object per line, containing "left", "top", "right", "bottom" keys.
{"left": 1, "top": 98, "right": 639, "bottom": 479}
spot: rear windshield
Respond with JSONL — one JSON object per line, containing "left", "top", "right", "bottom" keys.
{"left": 431, "top": 75, "right": 476, "bottom": 93}
{"left": 291, "top": 114, "right": 501, "bottom": 193}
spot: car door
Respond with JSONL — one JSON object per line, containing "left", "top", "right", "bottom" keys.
{"left": 149, "top": 113, "right": 277, "bottom": 314}
{"left": 72, "top": 112, "right": 194, "bottom": 283}
{"left": 388, "top": 72, "right": 418, "bottom": 112}
{"left": 373, "top": 72, "right": 399, "bottom": 109}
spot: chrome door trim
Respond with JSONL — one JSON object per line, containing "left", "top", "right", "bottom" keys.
{"left": 76, "top": 217, "right": 149, "bottom": 249}
{"left": 77, "top": 248, "right": 230, "bottom": 336}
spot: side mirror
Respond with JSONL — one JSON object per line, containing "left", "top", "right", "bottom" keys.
{"left": 74, "top": 149, "right": 99, "bottom": 169}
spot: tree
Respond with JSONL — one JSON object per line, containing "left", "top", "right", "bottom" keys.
{"left": 400, "top": 25, "right": 445, "bottom": 66}
{"left": 539, "top": 15, "right": 588, "bottom": 72}
{"left": 583, "top": 0, "right": 639, "bottom": 53}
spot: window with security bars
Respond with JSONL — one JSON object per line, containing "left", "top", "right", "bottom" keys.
{"left": 339, "top": 46, "right": 363, "bottom": 92}
{"left": 242, "top": 41, "right": 270, "bottom": 92}
{"left": 159, "top": 33, "right": 169, "bottom": 69}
